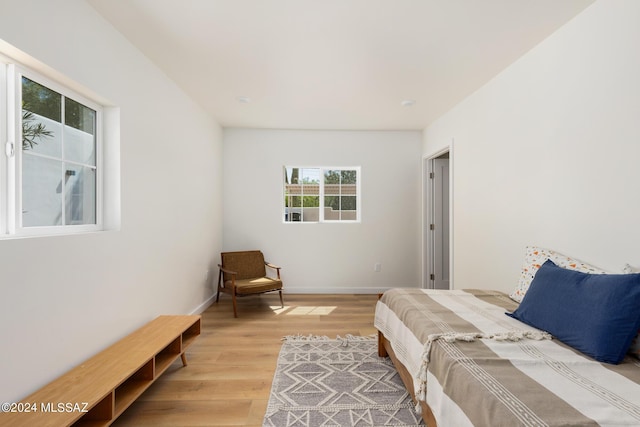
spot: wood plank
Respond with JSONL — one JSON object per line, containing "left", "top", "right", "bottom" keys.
{"left": 113, "top": 400, "right": 253, "bottom": 426}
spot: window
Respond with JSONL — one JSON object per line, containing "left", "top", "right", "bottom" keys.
{"left": 1, "top": 58, "right": 104, "bottom": 237}
{"left": 21, "top": 76, "right": 98, "bottom": 227}
{"left": 283, "top": 166, "right": 360, "bottom": 222}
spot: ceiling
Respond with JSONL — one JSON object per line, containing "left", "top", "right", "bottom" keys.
{"left": 87, "top": 0, "right": 594, "bottom": 131}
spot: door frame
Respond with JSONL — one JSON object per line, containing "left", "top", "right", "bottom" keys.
{"left": 423, "top": 142, "right": 454, "bottom": 289}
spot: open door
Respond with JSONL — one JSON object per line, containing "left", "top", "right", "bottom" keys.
{"left": 425, "top": 151, "right": 450, "bottom": 290}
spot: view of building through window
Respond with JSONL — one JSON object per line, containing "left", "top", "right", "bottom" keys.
{"left": 283, "top": 166, "right": 359, "bottom": 222}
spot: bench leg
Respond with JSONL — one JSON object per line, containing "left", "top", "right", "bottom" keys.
{"left": 181, "top": 352, "right": 188, "bottom": 366}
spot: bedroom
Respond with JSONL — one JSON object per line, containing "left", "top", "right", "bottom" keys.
{"left": 0, "top": 0, "right": 639, "bottom": 425}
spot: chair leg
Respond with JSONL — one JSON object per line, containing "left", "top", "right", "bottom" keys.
{"left": 279, "top": 290, "right": 284, "bottom": 308}
{"left": 216, "top": 269, "right": 222, "bottom": 303}
{"left": 232, "top": 292, "right": 238, "bottom": 318}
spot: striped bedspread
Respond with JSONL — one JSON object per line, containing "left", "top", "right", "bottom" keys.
{"left": 374, "top": 288, "right": 640, "bottom": 427}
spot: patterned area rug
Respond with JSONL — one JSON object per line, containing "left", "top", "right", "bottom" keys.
{"left": 263, "top": 335, "right": 425, "bottom": 427}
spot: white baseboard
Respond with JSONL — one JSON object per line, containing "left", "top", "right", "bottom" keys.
{"left": 189, "top": 286, "right": 421, "bottom": 313}
{"left": 282, "top": 286, "right": 416, "bottom": 294}
{"left": 190, "top": 293, "right": 216, "bottom": 315}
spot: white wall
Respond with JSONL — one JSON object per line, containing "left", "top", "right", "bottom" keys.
{"left": 223, "top": 129, "right": 422, "bottom": 293}
{"left": 0, "top": 0, "right": 223, "bottom": 402}
{"left": 424, "top": 0, "right": 640, "bottom": 293}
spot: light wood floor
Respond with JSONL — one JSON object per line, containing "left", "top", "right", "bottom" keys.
{"left": 113, "top": 293, "right": 380, "bottom": 427}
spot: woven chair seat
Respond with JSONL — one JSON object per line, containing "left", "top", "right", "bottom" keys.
{"left": 230, "top": 277, "right": 283, "bottom": 295}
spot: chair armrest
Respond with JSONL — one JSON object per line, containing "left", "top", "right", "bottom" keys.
{"left": 265, "top": 262, "right": 281, "bottom": 279}
{"left": 265, "top": 262, "right": 281, "bottom": 270}
{"left": 218, "top": 264, "right": 238, "bottom": 277}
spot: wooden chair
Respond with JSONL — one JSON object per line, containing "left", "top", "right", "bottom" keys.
{"left": 216, "top": 250, "right": 284, "bottom": 317}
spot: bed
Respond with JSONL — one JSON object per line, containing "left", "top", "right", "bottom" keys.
{"left": 375, "top": 263, "right": 640, "bottom": 427}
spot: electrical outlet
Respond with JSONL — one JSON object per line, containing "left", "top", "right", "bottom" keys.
{"left": 374, "top": 263, "right": 381, "bottom": 272}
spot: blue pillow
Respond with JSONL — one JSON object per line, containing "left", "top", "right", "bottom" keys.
{"left": 507, "top": 259, "right": 640, "bottom": 364}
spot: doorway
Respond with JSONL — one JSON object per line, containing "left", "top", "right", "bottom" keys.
{"left": 424, "top": 149, "right": 451, "bottom": 289}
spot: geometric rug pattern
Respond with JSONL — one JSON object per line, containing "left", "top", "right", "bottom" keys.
{"left": 262, "top": 336, "right": 425, "bottom": 427}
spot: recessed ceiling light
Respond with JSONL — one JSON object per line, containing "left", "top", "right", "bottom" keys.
{"left": 236, "top": 96, "right": 251, "bottom": 104}
{"left": 401, "top": 99, "right": 416, "bottom": 107}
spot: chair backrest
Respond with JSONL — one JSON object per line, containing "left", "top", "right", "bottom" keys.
{"left": 221, "top": 250, "right": 267, "bottom": 281}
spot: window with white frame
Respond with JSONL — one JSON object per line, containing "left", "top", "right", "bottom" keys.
{"left": 283, "top": 166, "right": 360, "bottom": 222}
{"left": 1, "top": 58, "right": 103, "bottom": 236}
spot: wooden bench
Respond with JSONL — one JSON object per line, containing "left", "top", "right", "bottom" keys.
{"left": 0, "top": 315, "right": 201, "bottom": 427}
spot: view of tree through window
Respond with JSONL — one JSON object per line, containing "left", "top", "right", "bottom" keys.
{"left": 284, "top": 167, "right": 359, "bottom": 222}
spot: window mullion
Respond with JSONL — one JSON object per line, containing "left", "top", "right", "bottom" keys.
{"left": 300, "top": 174, "right": 304, "bottom": 222}
{"left": 0, "top": 62, "right": 6, "bottom": 234}
{"left": 338, "top": 171, "right": 342, "bottom": 221}
{"left": 94, "top": 110, "right": 103, "bottom": 227}
{"left": 60, "top": 94, "right": 66, "bottom": 226}
{"left": 319, "top": 168, "right": 324, "bottom": 222}
{"left": 6, "top": 64, "right": 17, "bottom": 233}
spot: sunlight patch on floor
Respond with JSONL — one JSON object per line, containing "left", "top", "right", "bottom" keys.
{"left": 270, "top": 306, "right": 337, "bottom": 315}
{"left": 270, "top": 306, "right": 291, "bottom": 315}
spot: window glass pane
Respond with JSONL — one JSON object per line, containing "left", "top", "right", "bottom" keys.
{"left": 65, "top": 97, "right": 96, "bottom": 134}
{"left": 325, "top": 183, "right": 340, "bottom": 196}
{"left": 341, "top": 170, "right": 357, "bottom": 195}
{"left": 301, "top": 168, "right": 320, "bottom": 184}
{"left": 341, "top": 170, "right": 357, "bottom": 185}
{"left": 22, "top": 155, "right": 62, "bottom": 227}
{"left": 289, "top": 196, "right": 302, "bottom": 207}
{"left": 284, "top": 167, "right": 320, "bottom": 222}
{"left": 22, "top": 77, "right": 61, "bottom": 122}
{"left": 324, "top": 196, "right": 340, "bottom": 220}
{"left": 284, "top": 167, "right": 299, "bottom": 221}
{"left": 64, "top": 97, "right": 96, "bottom": 165}
{"left": 301, "top": 181, "right": 319, "bottom": 195}
{"left": 286, "top": 195, "right": 302, "bottom": 221}
{"left": 22, "top": 108, "right": 62, "bottom": 158}
{"left": 301, "top": 168, "right": 319, "bottom": 197}
{"left": 341, "top": 196, "right": 357, "bottom": 220}
{"left": 341, "top": 196, "right": 357, "bottom": 211}
{"left": 64, "top": 122, "right": 96, "bottom": 166}
{"left": 285, "top": 167, "right": 299, "bottom": 184}
{"left": 64, "top": 164, "right": 96, "bottom": 225}
{"left": 341, "top": 183, "right": 357, "bottom": 195}
{"left": 324, "top": 195, "right": 339, "bottom": 210}
{"left": 324, "top": 196, "right": 357, "bottom": 220}
{"left": 302, "top": 197, "right": 319, "bottom": 222}
{"left": 324, "top": 169, "right": 341, "bottom": 185}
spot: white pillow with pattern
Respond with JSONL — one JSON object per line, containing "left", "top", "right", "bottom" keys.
{"left": 509, "top": 246, "right": 607, "bottom": 303}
